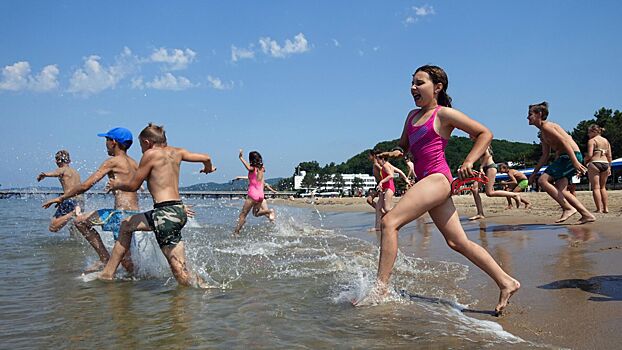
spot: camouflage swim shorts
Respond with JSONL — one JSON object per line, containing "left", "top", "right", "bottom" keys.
{"left": 144, "top": 200, "right": 187, "bottom": 248}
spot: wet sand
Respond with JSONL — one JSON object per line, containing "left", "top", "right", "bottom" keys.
{"left": 273, "top": 191, "right": 622, "bottom": 349}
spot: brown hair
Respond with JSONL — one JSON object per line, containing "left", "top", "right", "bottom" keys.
{"left": 529, "top": 101, "right": 549, "bottom": 120}
{"left": 139, "top": 123, "right": 167, "bottom": 144}
{"left": 249, "top": 151, "right": 263, "bottom": 168}
{"left": 414, "top": 65, "right": 452, "bottom": 108}
{"left": 55, "top": 150, "right": 71, "bottom": 164}
{"left": 588, "top": 124, "right": 605, "bottom": 134}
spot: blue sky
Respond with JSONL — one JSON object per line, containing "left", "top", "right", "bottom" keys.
{"left": 1, "top": 1, "right": 621, "bottom": 188}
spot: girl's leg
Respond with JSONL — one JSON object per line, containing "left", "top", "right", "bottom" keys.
{"left": 383, "top": 189, "right": 394, "bottom": 213}
{"left": 469, "top": 183, "right": 485, "bottom": 220}
{"left": 587, "top": 164, "right": 602, "bottom": 212}
{"left": 376, "top": 175, "right": 452, "bottom": 287}
{"left": 234, "top": 199, "right": 255, "bottom": 235}
{"left": 254, "top": 200, "right": 275, "bottom": 221}
{"left": 599, "top": 170, "right": 609, "bottom": 213}
{"left": 484, "top": 169, "right": 521, "bottom": 207}
{"left": 428, "top": 198, "right": 520, "bottom": 314}
{"left": 377, "top": 191, "right": 386, "bottom": 216}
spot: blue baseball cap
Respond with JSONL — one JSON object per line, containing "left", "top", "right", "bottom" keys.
{"left": 97, "top": 127, "right": 133, "bottom": 149}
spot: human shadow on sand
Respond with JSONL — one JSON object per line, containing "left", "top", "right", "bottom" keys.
{"left": 538, "top": 275, "right": 622, "bottom": 301}
{"left": 398, "top": 290, "right": 498, "bottom": 316}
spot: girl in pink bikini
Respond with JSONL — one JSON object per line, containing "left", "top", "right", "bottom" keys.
{"left": 376, "top": 153, "right": 410, "bottom": 215}
{"left": 355, "top": 65, "right": 520, "bottom": 315}
{"left": 233, "top": 149, "right": 277, "bottom": 235}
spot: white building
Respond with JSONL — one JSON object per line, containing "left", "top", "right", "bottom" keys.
{"left": 294, "top": 170, "right": 377, "bottom": 194}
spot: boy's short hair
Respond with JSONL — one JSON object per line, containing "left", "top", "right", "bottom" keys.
{"left": 55, "top": 150, "right": 71, "bottom": 164}
{"left": 529, "top": 101, "right": 549, "bottom": 120}
{"left": 499, "top": 162, "right": 509, "bottom": 170}
{"left": 139, "top": 123, "right": 167, "bottom": 144}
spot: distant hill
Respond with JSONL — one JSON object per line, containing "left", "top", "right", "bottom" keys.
{"left": 180, "top": 178, "right": 283, "bottom": 191}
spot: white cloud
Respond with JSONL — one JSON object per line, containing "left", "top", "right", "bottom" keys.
{"left": 332, "top": 39, "right": 340, "bottom": 47}
{"left": 0, "top": 61, "right": 59, "bottom": 92}
{"left": 145, "top": 73, "right": 196, "bottom": 91}
{"left": 413, "top": 5, "right": 435, "bottom": 16}
{"left": 68, "top": 47, "right": 138, "bottom": 96}
{"left": 405, "top": 5, "right": 436, "bottom": 25}
{"left": 259, "top": 33, "right": 310, "bottom": 58}
{"left": 207, "top": 75, "right": 233, "bottom": 90}
{"left": 231, "top": 45, "right": 255, "bottom": 62}
{"left": 150, "top": 47, "right": 196, "bottom": 70}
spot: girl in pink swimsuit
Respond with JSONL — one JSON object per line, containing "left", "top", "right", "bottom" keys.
{"left": 376, "top": 154, "right": 410, "bottom": 215}
{"left": 233, "top": 150, "right": 277, "bottom": 235}
{"left": 355, "top": 65, "right": 520, "bottom": 315}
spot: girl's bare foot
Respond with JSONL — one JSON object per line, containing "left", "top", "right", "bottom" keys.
{"left": 352, "top": 282, "right": 389, "bottom": 307}
{"left": 576, "top": 214, "right": 596, "bottom": 225}
{"left": 268, "top": 209, "right": 276, "bottom": 222}
{"left": 98, "top": 272, "right": 114, "bottom": 281}
{"left": 555, "top": 208, "right": 577, "bottom": 223}
{"left": 504, "top": 205, "right": 513, "bottom": 210}
{"left": 524, "top": 203, "right": 532, "bottom": 209}
{"left": 469, "top": 214, "right": 485, "bottom": 221}
{"left": 603, "top": 209, "right": 609, "bottom": 213}
{"left": 495, "top": 279, "right": 521, "bottom": 316}
{"left": 84, "top": 261, "right": 106, "bottom": 273}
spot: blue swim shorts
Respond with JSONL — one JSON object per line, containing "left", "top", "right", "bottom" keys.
{"left": 92, "top": 209, "right": 141, "bottom": 240}
{"left": 53, "top": 199, "right": 83, "bottom": 218}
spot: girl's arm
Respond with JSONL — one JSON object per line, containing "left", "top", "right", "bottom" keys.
{"left": 584, "top": 139, "right": 595, "bottom": 164}
{"left": 438, "top": 107, "right": 492, "bottom": 179}
{"left": 232, "top": 176, "right": 248, "bottom": 181}
{"left": 607, "top": 140, "right": 613, "bottom": 164}
{"left": 392, "top": 165, "right": 409, "bottom": 183}
{"left": 238, "top": 149, "right": 252, "bottom": 171}
{"left": 398, "top": 110, "right": 415, "bottom": 153}
{"left": 265, "top": 183, "right": 277, "bottom": 193}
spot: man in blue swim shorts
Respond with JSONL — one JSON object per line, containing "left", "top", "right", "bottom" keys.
{"left": 43, "top": 127, "right": 140, "bottom": 273}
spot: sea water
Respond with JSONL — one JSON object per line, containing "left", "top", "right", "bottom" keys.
{"left": 0, "top": 196, "right": 548, "bottom": 349}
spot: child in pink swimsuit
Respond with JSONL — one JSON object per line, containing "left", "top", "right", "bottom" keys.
{"left": 355, "top": 65, "right": 520, "bottom": 315}
{"left": 375, "top": 153, "right": 410, "bottom": 215}
{"left": 233, "top": 150, "right": 277, "bottom": 235}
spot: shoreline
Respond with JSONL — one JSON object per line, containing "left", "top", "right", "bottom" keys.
{"left": 272, "top": 191, "right": 622, "bottom": 349}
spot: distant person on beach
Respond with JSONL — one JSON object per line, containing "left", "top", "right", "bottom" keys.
{"left": 355, "top": 65, "right": 520, "bottom": 315}
{"left": 42, "top": 128, "right": 140, "bottom": 273}
{"left": 37, "top": 150, "right": 83, "bottom": 232}
{"left": 527, "top": 102, "right": 595, "bottom": 224}
{"left": 233, "top": 149, "right": 277, "bottom": 235}
{"left": 99, "top": 123, "right": 216, "bottom": 286}
{"left": 498, "top": 163, "right": 532, "bottom": 209}
{"left": 366, "top": 151, "right": 383, "bottom": 231}
{"left": 468, "top": 144, "right": 528, "bottom": 220}
{"left": 375, "top": 153, "right": 411, "bottom": 215}
{"left": 404, "top": 153, "right": 416, "bottom": 185}
{"left": 585, "top": 124, "right": 612, "bottom": 213}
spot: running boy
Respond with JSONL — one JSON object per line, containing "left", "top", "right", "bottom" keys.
{"left": 498, "top": 163, "right": 532, "bottom": 209}
{"left": 527, "top": 102, "right": 595, "bottom": 224}
{"left": 42, "top": 128, "right": 139, "bottom": 273}
{"left": 37, "top": 150, "right": 83, "bottom": 232}
{"left": 99, "top": 123, "right": 216, "bottom": 286}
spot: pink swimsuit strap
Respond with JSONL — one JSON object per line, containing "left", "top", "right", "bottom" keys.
{"left": 407, "top": 105, "right": 453, "bottom": 183}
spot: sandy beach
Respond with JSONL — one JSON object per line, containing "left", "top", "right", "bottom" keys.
{"left": 274, "top": 191, "right": 622, "bottom": 349}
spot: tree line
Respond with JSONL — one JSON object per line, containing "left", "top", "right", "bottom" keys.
{"left": 276, "top": 107, "right": 620, "bottom": 191}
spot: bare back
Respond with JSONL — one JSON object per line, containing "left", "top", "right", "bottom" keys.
{"left": 587, "top": 135, "right": 611, "bottom": 163}
{"left": 145, "top": 146, "right": 183, "bottom": 203}
{"left": 58, "top": 166, "right": 81, "bottom": 193}
{"left": 509, "top": 169, "right": 527, "bottom": 181}
{"left": 108, "top": 154, "right": 140, "bottom": 210}
{"left": 540, "top": 122, "right": 580, "bottom": 154}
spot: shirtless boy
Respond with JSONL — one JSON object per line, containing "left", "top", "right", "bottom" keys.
{"left": 498, "top": 163, "right": 532, "bottom": 209}
{"left": 37, "top": 150, "right": 83, "bottom": 232}
{"left": 42, "top": 128, "right": 139, "bottom": 273}
{"left": 527, "top": 102, "right": 595, "bottom": 224}
{"left": 99, "top": 123, "right": 216, "bottom": 286}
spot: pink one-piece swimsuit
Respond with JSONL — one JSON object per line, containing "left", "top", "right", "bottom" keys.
{"left": 247, "top": 168, "right": 265, "bottom": 202}
{"left": 380, "top": 167, "right": 396, "bottom": 193}
{"left": 407, "top": 105, "right": 453, "bottom": 184}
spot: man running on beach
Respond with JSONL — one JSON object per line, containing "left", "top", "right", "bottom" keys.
{"left": 527, "top": 102, "right": 595, "bottom": 224}
{"left": 99, "top": 123, "right": 216, "bottom": 286}
{"left": 42, "top": 127, "right": 139, "bottom": 273}
{"left": 38, "top": 150, "right": 83, "bottom": 232}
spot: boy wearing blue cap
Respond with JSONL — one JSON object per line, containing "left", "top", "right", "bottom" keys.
{"left": 43, "top": 127, "right": 140, "bottom": 273}
{"left": 38, "top": 150, "right": 83, "bottom": 232}
{"left": 100, "top": 123, "right": 216, "bottom": 287}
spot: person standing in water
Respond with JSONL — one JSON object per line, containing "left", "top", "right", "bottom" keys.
{"left": 233, "top": 149, "right": 277, "bottom": 235}
{"left": 37, "top": 150, "right": 83, "bottom": 232}
{"left": 585, "top": 124, "right": 612, "bottom": 213}
{"left": 99, "top": 123, "right": 215, "bottom": 286}
{"left": 355, "top": 65, "right": 520, "bottom": 315}
{"left": 527, "top": 102, "right": 595, "bottom": 224}
{"left": 468, "top": 144, "right": 528, "bottom": 220}
{"left": 42, "top": 128, "right": 140, "bottom": 273}
{"left": 375, "top": 153, "right": 411, "bottom": 215}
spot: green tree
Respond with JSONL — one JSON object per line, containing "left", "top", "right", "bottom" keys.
{"left": 276, "top": 177, "right": 293, "bottom": 191}
{"left": 317, "top": 171, "right": 332, "bottom": 190}
{"left": 571, "top": 107, "right": 622, "bottom": 157}
{"left": 332, "top": 173, "right": 345, "bottom": 194}
{"left": 298, "top": 161, "right": 321, "bottom": 173}
{"left": 301, "top": 172, "right": 317, "bottom": 189}
{"left": 350, "top": 176, "right": 364, "bottom": 196}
